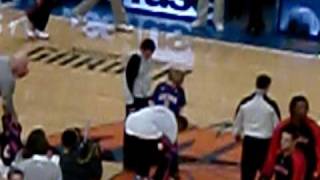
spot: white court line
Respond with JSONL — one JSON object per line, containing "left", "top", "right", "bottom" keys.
{"left": 196, "top": 36, "right": 318, "bottom": 60}
{"left": 50, "top": 15, "right": 319, "bottom": 60}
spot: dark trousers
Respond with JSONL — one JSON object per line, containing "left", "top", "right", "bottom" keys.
{"left": 124, "top": 134, "right": 175, "bottom": 179}
{"left": 241, "top": 136, "right": 270, "bottom": 180}
{"left": 300, "top": 145, "right": 317, "bottom": 180}
{"left": 227, "top": 0, "right": 245, "bottom": 20}
{"left": 247, "top": 0, "right": 265, "bottom": 32}
{"left": 27, "top": 0, "right": 57, "bottom": 31}
{"left": 125, "top": 97, "right": 149, "bottom": 117}
{"left": 123, "top": 97, "right": 149, "bottom": 170}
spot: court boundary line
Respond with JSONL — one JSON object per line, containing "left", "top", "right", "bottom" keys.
{"left": 49, "top": 15, "right": 318, "bottom": 60}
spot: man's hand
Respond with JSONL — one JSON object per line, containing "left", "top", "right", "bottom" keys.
{"left": 314, "top": 171, "right": 320, "bottom": 179}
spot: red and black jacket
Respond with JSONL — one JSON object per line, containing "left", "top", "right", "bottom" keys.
{"left": 261, "top": 116, "right": 320, "bottom": 179}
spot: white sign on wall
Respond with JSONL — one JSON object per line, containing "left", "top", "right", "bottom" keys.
{"left": 124, "top": 0, "right": 197, "bottom": 19}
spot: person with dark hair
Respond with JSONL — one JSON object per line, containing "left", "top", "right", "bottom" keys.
{"left": 125, "top": 106, "right": 178, "bottom": 180}
{"left": 7, "top": 168, "right": 24, "bottom": 180}
{"left": 123, "top": 38, "right": 156, "bottom": 117}
{"left": 259, "top": 125, "right": 306, "bottom": 180}
{"left": 233, "top": 74, "right": 281, "bottom": 180}
{"left": 261, "top": 96, "right": 320, "bottom": 180}
{"left": 123, "top": 38, "right": 156, "bottom": 170}
{"left": 59, "top": 128, "right": 102, "bottom": 180}
{"left": 25, "top": 0, "right": 60, "bottom": 39}
{"left": 13, "top": 129, "right": 62, "bottom": 180}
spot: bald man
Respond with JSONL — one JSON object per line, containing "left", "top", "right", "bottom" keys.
{"left": 0, "top": 54, "right": 29, "bottom": 118}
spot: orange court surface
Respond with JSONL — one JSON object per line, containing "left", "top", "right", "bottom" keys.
{"left": 0, "top": 8, "right": 320, "bottom": 179}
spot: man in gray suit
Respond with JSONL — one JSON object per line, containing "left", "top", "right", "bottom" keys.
{"left": 191, "top": 0, "right": 225, "bottom": 32}
{"left": 73, "top": 0, "right": 133, "bottom": 32}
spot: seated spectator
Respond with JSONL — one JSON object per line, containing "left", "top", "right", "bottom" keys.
{"left": 13, "top": 128, "right": 62, "bottom": 180}
{"left": 152, "top": 65, "right": 189, "bottom": 132}
{"left": 261, "top": 96, "right": 320, "bottom": 180}
{"left": 125, "top": 106, "right": 178, "bottom": 180}
{"left": 59, "top": 128, "right": 102, "bottom": 180}
{"left": 14, "top": 128, "right": 59, "bottom": 165}
{"left": 7, "top": 168, "right": 24, "bottom": 180}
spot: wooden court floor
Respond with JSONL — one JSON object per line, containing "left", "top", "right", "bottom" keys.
{"left": 1, "top": 8, "right": 320, "bottom": 179}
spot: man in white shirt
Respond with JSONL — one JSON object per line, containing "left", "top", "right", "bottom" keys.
{"left": 233, "top": 74, "right": 281, "bottom": 180}
{"left": 123, "top": 38, "right": 156, "bottom": 117}
{"left": 124, "top": 106, "right": 178, "bottom": 180}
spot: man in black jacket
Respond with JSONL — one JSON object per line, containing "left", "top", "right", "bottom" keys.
{"left": 123, "top": 38, "right": 156, "bottom": 117}
{"left": 60, "top": 128, "right": 102, "bottom": 180}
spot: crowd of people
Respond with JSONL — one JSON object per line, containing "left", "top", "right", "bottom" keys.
{"left": 234, "top": 75, "right": 320, "bottom": 180}
{"left": 0, "top": 38, "right": 188, "bottom": 180}
{"left": 0, "top": 0, "right": 318, "bottom": 180}
{"left": 17, "top": 0, "right": 272, "bottom": 40}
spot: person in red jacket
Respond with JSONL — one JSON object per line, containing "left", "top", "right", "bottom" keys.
{"left": 260, "top": 96, "right": 320, "bottom": 180}
{"left": 259, "top": 125, "right": 306, "bottom": 180}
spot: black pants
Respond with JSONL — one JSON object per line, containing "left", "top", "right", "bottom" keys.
{"left": 27, "top": 0, "right": 57, "bottom": 31}
{"left": 125, "top": 97, "right": 149, "bottom": 117}
{"left": 247, "top": 0, "right": 265, "bottom": 32}
{"left": 124, "top": 134, "right": 175, "bottom": 179}
{"left": 123, "top": 98, "right": 149, "bottom": 170}
{"left": 300, "top": 145, "right": 317, "bottom": 180}
{"left": 226, "top": 0, "right": 245, "bottom": 20}
{"left": 241, "top": 136, "right": 270, "bottom": 180}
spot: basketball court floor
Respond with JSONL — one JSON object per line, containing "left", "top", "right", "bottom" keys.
{"left": 1, "top": 8, "right": 320, "bottom": 179}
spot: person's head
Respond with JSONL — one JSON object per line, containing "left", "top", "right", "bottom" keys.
{"left": 289, "top": 95, "right": 309, "bottom": 123}
{"left": 24, "top": 128, "right": 49, "bottom": 157}
{"left": 11, "top": 55, "right": 29, "bottom": 79}
{"left": 61, "top": 128, "right": 80, "bottom": 151}
{"left": 140, "top": 38, "right": 156, "bottom": 60}
{"left": 168, "top": 69, "right": 186, "bottom": 86}
{"left": 280, "top": 125, "right": 299, "bottom": 153}
{"left": 7, "top": 168, "right": 24, "bottom": 180}
{"left": 256, "top": 74, "right": 271, "bottom": 92}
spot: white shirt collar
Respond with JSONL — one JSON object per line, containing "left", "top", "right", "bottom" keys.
{"left": 256, "top": 89, "right": 266, "bottom": 95}
{"left": 32, "top": 155, "right": 49, "bottom": 162}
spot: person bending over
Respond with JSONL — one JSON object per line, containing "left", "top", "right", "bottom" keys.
{"left": 124, "top": 106, "right": 178, "bottom": 180}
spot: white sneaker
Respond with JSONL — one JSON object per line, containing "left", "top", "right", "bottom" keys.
{"left": 35, "top": 30, "right": 50, "bottom": 40}
{"left": 191, "top": 19, "right": 206, "bottom": 28}
{"left": 215, "top": 23, "right": 224, "bottom": 32}
{"left": 70, "top": 15, "right": 85, "bottom": 27}
{"left": 116, "top": 24, "right": 134, "bottom": 32}
{"left": 26, "top": 29, "right": 36, "bottom": 39}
